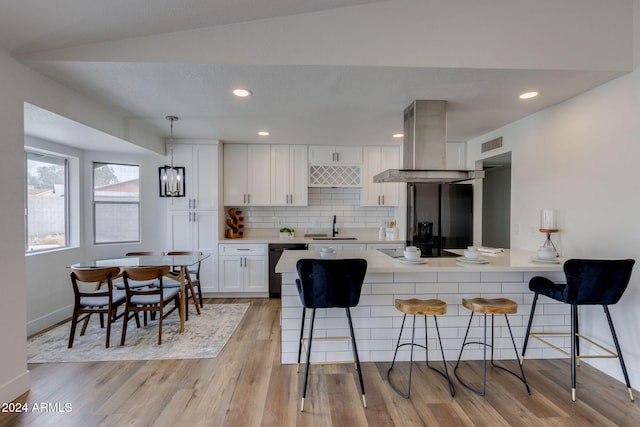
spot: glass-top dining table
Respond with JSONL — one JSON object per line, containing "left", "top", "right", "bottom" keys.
{"left": 70, "top": 254, "right": 210, "bottom": 333}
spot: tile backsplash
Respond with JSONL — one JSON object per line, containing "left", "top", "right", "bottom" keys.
{"left": 226, "top": 188, "right": 397, "bottom": 235}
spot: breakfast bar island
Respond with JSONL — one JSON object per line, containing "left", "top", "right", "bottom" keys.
{"left": 275, "top": 248, "right": 566, "bottom": 364}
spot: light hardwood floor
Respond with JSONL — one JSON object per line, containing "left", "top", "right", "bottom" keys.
{"left": 3, "top": 298, "right": 639, "bottom": 426}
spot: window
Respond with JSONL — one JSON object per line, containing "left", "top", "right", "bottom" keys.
{"left": 25, "top": 150, "right": 69, "bottom": 252}
{"left": 93, "top": 162, "right": 140, "bottom": 244}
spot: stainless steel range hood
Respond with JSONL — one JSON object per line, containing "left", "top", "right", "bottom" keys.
{"left": 374, "top": 100, "right": 484, "bottom": 183}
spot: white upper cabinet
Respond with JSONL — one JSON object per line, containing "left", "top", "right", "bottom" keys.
{"left": 166, "top": 144, "right": 218, "bottom": 211}
{"left": 271, "top": 145, "right": 308, "bottom": 206}
{"left": 361, "top": 146, "right": 400, "bottom": 206}
{"left": 308, "top": 145, "right": 363, "bottom": 187}
{"left": 308, "top": 145, "right": 362, "bottom": 164}
{"left": 223, "top": 144, "right": 271, "bottom": 206}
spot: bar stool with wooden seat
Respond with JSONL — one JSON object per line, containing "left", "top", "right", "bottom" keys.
{"left": 454, "top": 297, "right": 530, "bottom": 396}
{"left": 387, "top": 298, "right": 455, "bottom": 398}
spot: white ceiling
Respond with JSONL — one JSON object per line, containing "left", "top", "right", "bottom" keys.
{"left": 2, "top": 0, "right": 634, "bottom": 150}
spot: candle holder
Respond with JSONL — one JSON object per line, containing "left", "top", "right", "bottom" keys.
{"left": 539, "top": 228, "right": 559, "bottom": 256}
{"left": 539, "top": 209, "right": 558, "bottom": 256}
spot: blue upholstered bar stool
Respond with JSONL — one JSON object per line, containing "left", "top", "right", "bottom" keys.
{"left": 454, "top": 297, "right": 530, "bottom": 396}
{"left": 387, "top": 298, "right": 455, "bottom": 398}
{"left": 295, "top": 258, "right": 368, "bottom": 412}
{"left": 521, "top": 258, "right": 635, "bottom": 401}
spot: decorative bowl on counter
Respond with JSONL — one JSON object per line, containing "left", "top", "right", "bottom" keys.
{"left": 537, "top": 246, "right": 556, "bottom": 259}
{"left": 463, "top": 247, "right": 481, "bottom": 259}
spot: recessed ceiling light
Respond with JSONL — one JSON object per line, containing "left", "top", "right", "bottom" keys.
{"left": 258, "top": 131, "right": 270, "bottom": 136}
{"left": 393, "top": 133, "right": 404, "bottom": 139}
{"left": 519, "top": 91, "right": 539, "bottom": 99}
{"left": 233, "top": 88, "right": 253, "bottom": 97}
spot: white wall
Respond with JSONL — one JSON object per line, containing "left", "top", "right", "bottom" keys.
{"left": 468, "top": 65, "right": 640, "bottom": 386}
{"left": 0, "top": 46, "right": 161, "bottom": 402}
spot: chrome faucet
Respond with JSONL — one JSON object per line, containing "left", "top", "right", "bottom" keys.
{"left": 332, "top": 215, "right": 338, "bottom": 237}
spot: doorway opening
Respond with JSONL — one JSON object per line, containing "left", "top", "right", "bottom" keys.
{"left": 480, "top": 152, "right": 511, "bottom": 248}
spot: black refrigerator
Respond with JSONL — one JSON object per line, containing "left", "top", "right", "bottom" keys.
{"left": 407, "top": 183, "right": 473, "bottom": 257}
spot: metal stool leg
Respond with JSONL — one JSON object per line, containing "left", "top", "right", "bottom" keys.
{"left": 387, "top": 314, "right": 416, "bottom": 398}
{"left": 455, "top": 312, "right": 530, "bottom": 396}
{"left": 500, "top": 314, "right": 531, "bottom": 395}
{"left": 346, "top": 307, "right": 366, "bottom": 408}
{"left": 388, "top": 313, "right": 455, "bottom": 398}
{"left": 455, "top": 311, "right": 485, "bottom": 394}
{"left": 301, "top": 308, "right": 316, "bottom": 412}
{"left": 571, "top": 304, "right": 577, "bottom": 401}
{"left": 297, "top": 307, "right": 306, "bottom": 373}
{"left": 603, "top": 306, "right": 634, "bottom": 401}
{"left": 574, "top": 304, "right": 581, "bottom": 367}
{"left": 387, "top": 314, "right": 410, "bottom": 397}
{"left": 430, "top": 315, "right": 455, "bottom": 397}
{"left": 521, "top": 293, "right": 539, "bottom": 364}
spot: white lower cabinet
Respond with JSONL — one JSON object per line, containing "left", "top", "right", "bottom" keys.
{"left": 218, "top": 244, "right": 268, "bottom": 294}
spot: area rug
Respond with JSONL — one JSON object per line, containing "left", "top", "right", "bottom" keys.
{"left": 27, "top": 303, "right": 249, "bottom": 363}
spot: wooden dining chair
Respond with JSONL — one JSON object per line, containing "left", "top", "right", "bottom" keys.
{"left": 69, "top": 266, "right": 125, "bottom": 348}
{"left": 165, "top": 251, "right": 203, "bottom": 320}
{"left": 114, "top": 251, "right": 165, "bottom": 290}
{"left": 120, "top": 265, "right": 181, "bottom": 345}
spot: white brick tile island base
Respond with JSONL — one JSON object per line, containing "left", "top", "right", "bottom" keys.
{"left": 277, "top": 249, "right": 567, "bottom": 364}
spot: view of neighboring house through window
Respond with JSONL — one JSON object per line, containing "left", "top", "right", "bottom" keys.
{"left": 93, "top": 162, "right": 140, "bottom": 244}
{"left": 25, "top": 150, "right": 69, "bottom": 252}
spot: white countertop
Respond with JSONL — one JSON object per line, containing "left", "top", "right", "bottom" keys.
{"left": 275, "top": 248, "right": 565, "bottom": 273}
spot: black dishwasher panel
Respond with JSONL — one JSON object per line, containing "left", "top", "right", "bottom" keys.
{"left": 268, "top": 243, "right": 308, "bottom": 297}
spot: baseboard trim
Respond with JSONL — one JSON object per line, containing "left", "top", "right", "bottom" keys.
{"left": 203, "top": 292, "right": 269, "bottom": 299}
{"left": 0, "top": 370, "right": 31, "bottom": 404}
{"left": 27, "top": 304, "right": 72, "bottom": 337}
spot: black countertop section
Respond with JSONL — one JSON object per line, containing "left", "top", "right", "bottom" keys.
{"left": 377, "top": 248, "right": 457, "bottom": 258}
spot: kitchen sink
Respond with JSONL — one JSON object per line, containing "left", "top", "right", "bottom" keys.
{"left": 311, "top": 237, "right": 358, "bottom": 240}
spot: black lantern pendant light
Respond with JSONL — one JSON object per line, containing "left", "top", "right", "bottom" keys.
{"left": 159, "top": 115, "right": 186, "bottom": 197}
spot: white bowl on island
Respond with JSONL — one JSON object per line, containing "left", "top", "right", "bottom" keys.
{"left": 463, "top": 247, "right": 481, "bottom": 260}
{"left": 537, "top": 246, "right": 556, "bottom": 259}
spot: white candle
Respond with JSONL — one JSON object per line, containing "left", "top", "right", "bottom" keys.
{"left": 540, "top": 209, "right": 557, "bottom": 230}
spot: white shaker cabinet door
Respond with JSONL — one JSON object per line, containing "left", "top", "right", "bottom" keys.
{"left": 246, "top": 144, "right": 271, "bottom": 206}
{"left": 243, "top": 256, "right": 269, "bottom": 292}
{"left": 218, "top": 256, "right": 244, "bottom": 292}
{"left": 224, "top": 144, "right": 270, "bottom": 206}
{"left": 223, "top": 144, "right": 249, "bottom": 206}
{"left": 191, "top": 145, "right": 218, "bottom": 211}
{"left": 168, "top": 211, "right": 193, "bottom": 249}
{"left": 271, "top": 145, "right": 308, "bottom": 206}
{"left": 362, "top": 146, "right": 400, "bottom": 206}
